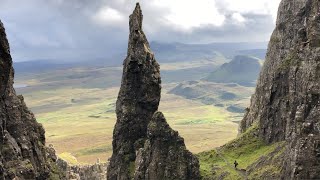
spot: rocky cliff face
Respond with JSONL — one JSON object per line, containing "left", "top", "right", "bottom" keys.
{"left": 107, "top": 3, "right": 200, "bottom": 180}
{"left": 134, "top": 112, "right": 200, "bottom": 180}
{"left": 0, "top": 20, "right": 64, "bottom": 179}
{"left": 240, "top": 0, "right": 320, "bottom": 179}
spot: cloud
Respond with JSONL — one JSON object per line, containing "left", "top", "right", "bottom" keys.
{"left": 152, "top": 0, "right": 225, "bottom": 31}
{"left": 231, "top": 13, "right": 246, "bottom": 24}
{"left": 93, "top": 6, "right": 125, "bottom": 26}
{"left": 0, "top": 0, "right": 281, "bottom": 62}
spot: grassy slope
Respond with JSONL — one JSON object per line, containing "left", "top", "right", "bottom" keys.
{"left": 197, "top": 123, "right": 285, "bottom": 179}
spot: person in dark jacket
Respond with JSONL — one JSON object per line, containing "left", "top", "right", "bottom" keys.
{"left": 234, "top": 160, "right": 239, "bottom": 169}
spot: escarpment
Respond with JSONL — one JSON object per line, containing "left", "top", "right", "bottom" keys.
{"left": 107, "top": 3, "right": 200, "bottom": 180}
{"left": 240, "top": 0, "right": 320, "bottom": 179}
{"left": 0, "top": 20, "right": 64, "bottom": 179}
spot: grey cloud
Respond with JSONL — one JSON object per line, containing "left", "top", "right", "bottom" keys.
{"left": 0, "top": 0, "right": 276, "bottom": 62}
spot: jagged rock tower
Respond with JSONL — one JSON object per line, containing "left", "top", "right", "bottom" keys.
{"left": 107, "top": 3, "right": 161, "bottom": 179}
{"left": 240, "top": 0, "right": 320, "bottom": 179}
{"left": 107, "top": 3, "right": 200, "bottom": 180}
{"left": 0, "top": 21, "right": 63, "bottom": 179}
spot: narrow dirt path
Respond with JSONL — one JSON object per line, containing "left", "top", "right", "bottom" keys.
{"left": 216, "top": 148, "right": 248, "bottom": 180}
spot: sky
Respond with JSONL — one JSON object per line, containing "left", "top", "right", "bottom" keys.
{"left": 0, "top": 0, "right": 281, "bottom": 62}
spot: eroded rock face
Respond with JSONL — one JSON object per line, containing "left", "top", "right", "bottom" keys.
{"left": 107, "top": 3, "right": 200, "bottom": 180}
{"left": 107, "top": 3, "right": 161, "bottom": 180}
{"left": 240, "top": 0, "right": 320, "bottom": 179}
{"left": 0, "top": 20, "right": 64, "bottom": 179}
{"left": 134, "top": 112, "right": 200, "bottom": 180}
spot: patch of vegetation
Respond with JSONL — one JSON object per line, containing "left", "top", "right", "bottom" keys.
{"left": 176, "top": 119, "right": 215, "bottom": 125}
{"left": 220, "top": 92, "right": 237, "bottom": 100}
{"left": 75, "top": 144, "right": 112, "bottom": 156}
{"left": 129, "top": 161, "right": 135, "bottom": 177}
{"left": 279, "top": 49, "right": 301, "bottom": 71}
{"left": 88, "top": 115, "right": 101, "bottom": 118}
{"left": 248, "top": 165, "right": 281, "bottom": 179}
{"left": 58, "top": 152, "right": 78, "bottom": 165}
{"left": 197, "top": 123, "right": 284, "bottom": 179}
{"left": 227, "top": 105, "right": 244, "bottom": 113}
{"left": 47, "top": 156, "right": 66, "bottom": 180}
{"left": 200, "top": 97, "right": 216, "bottom": 105}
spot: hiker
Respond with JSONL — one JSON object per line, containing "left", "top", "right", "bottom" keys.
{"left": 234, "top": 160, "right": 239, "bottom": 169}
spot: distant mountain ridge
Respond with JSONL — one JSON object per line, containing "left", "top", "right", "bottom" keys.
{"left": 204, "top": 55, "right": 263, "bottom": 86}
{"left": 13, "top": 41, "right": 267, "bottom": 74}
{"left": 151, "top": 41, "right": 267, "bottom": 62}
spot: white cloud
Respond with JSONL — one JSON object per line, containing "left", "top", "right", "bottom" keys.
{"left": 93, "top": 6, "right": 125, "bottom": 25}
{"left": 232, "top": 13, "right": 246, "bottom": 23}
{"left": 152, "top": 0, "right": 225, "bottom": 31}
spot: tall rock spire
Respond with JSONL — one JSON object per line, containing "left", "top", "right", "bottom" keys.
{"left": 240, "top": 0, "right": 320, "bottom": 179}
{"left": 107, "top": 3, "right": 200, "bottom": 180}
{"left": 107, "top": 3, "right": 161, "bottom": 179}
{"left": 0, "top": 20, "right": 64, "bottom": 179}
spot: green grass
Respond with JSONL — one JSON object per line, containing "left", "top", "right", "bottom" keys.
{"left": 248, "top": 165, "right": 281, "bottom": 179}
{"left": 75, "top": 144, "right": 112, "bottom": 156}
{"left": 197, "top": 123, "right": 285, "bottom": 179}
{"left": 59, "top": 152, "right": 79, "bottom": 165}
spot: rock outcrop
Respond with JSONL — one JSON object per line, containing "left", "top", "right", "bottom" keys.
{"left": 52, "top": 155, "right": 107, "bottom": 180}
{"left": 70, "top": 163, "right": 107, "bottom": 180}
{"left": 240, "top": 0, "right": 320, "bottom": 179}
{"left": 134, "top": 112, "right": 200, "bottom": 180}
{"left": 0, "top": 20, "right": 64, "bottom": 179}
{"left": 107, "top": 3, "right": 200, "bottom": 180}
{"left": 57, "top": 158, "right": 107, "bottom": 180}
